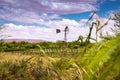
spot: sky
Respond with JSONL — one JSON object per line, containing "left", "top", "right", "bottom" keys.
{"left": 0, "top": 0, "right": 120, "bottom": 42}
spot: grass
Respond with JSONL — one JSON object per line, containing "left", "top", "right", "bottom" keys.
{"left": 0, "top": 34, "right": 120, "bottom": 80}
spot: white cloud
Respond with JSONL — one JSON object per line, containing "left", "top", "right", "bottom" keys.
{"left": 1, "top": 17, "right": 115, "bottom": 42}
{"left": 49, "top": 2, "right": 95, "bottom": 13}
{"left": 0, "top": 0, "right": 97, "bottom": 24}
{"left": 49, "top": 19, "right": 80, "bottom": 28}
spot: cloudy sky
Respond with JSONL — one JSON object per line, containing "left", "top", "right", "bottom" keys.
{"left": 0, "top": 0, "right": 120, "bottom": 42}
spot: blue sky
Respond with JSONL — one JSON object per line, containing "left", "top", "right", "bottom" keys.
{"left": 0, "top": 0, "right": 119, "bottom": 41}
{"left": 61, "top": 0, "right": 120, "bottom": 21}
{"left": 0, "top": 0, "right": 119, "bottom": 25}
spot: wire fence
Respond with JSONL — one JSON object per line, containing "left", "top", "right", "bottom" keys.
{"left": 10, "top": 49, "right": 80, "bottom": 53}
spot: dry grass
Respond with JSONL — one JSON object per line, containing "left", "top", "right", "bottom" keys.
{"left": 0, "top": 52, "right": 32, "bottom": 62}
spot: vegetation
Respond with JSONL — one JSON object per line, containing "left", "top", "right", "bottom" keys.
{"left": 0, "top": 33, "right": 120, "bottom": 80}
{"left": 0, "top": 40, "right": 84, "bottom": 52}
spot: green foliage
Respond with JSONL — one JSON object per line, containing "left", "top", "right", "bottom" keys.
{"left": 80, "top": 34, "right": 120, "bottom": 80}
{"left": 0, "top": 40, "right": 82, "bottom": 52}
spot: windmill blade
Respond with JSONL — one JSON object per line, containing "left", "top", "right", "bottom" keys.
{"left": 56, "top": 29, "right": 61, "bottom": 33}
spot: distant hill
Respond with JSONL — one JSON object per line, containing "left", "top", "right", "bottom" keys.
{"left": 1, "top": 39, "right": 46, "bottom": 43}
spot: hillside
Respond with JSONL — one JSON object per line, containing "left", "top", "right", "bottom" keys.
{"left": 1, "top": 39, "right": 46, "bottom": 43}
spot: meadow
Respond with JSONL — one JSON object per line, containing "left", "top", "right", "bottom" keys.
{"left": 0, "top": 33, "right": 120, "bottom": 80}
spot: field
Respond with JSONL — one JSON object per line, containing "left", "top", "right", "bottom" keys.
{"left": 0, "top": 34, "right": 120, "bottom": 80}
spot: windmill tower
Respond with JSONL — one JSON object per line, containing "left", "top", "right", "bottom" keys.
{"left": 56, "top": 26, "right": 69, "bottom": 42}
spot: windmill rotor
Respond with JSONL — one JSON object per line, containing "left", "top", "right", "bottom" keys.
{"left": 56, "top": 29, "right": 61, "bottom": 33}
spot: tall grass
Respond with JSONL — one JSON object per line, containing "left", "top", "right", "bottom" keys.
{"left": 0, "top": 34, "right": 120, "bottom": 80}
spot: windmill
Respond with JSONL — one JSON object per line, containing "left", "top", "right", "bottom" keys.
{"left": 56, "top": 26, "right": 69, "bottom": 42}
